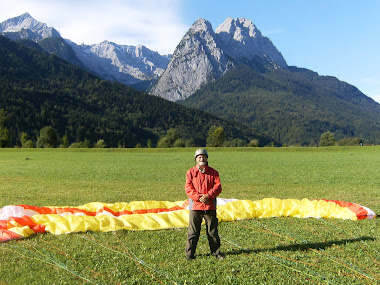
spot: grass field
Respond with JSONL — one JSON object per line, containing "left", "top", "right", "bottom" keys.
{"left": 0, "top": 147, "right": 379, "bottom": 284}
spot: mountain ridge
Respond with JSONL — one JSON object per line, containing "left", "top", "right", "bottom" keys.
{"left": 0, "top": 12, "right": 60, "bottom": 40}
{"left": 66, "top": 40, "right": 171, "bottom": 86}
{"left": 0, "top": 13, "right": 170, "bottom": 90}
{"left": 2, "top": 13, "right": 379, "bottom": 146}
{"left": 180, "top": 64, "right": 380, "bottom": 145}
{"left": 215, "top": 17, "right": 287, "bottom": 68}
{"left": 0, "top": 35, "right": 266, "bottom": 147}
{"left": 150, "top": 17, "right": 286, "bottom": 101}
{"left": 150, "top": 18, "right": 236, "bottom": 101}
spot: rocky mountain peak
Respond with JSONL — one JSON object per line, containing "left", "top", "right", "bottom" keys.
{"left": 215, "top": 17, "right": 259, "bottom": 39}
{"left": 150, "top": 18, "right": 235, "bottom": 101}
{"left": 0, "top": 13, "right": 60, "bottom": 40}
{"left": 188, "top": 18, "right": 214, "bottom": 34}
{"left": 151, "top": 17, "right": 288, "bottom": 101}
{"left": 67, "top": 39, "right": 170, "bottom": 86}
{"left": 1, "top": 13, "right": 170, "bottom": 90}
{"left": 215, "top": 17, "right": 287, "bottom": 68}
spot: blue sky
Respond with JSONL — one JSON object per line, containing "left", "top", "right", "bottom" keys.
{"left": 1, "top": 0, "right": 379, "bottom": 103}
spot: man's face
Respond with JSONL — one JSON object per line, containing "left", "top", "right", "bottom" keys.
{"left": 196, "top": 154, "right": 208, "bottom": 166}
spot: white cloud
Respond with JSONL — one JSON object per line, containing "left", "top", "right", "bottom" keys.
{"left": 0, "top": 0, "right": 188, "bottom": 54}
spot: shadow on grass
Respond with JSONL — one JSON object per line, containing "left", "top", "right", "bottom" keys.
{"left": 225, "top": 236, "right": 375, "bottom": 256}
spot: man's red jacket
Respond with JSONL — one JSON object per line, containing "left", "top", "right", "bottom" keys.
{"left": 185, "top": 165, "right": 222, "bottom": 211}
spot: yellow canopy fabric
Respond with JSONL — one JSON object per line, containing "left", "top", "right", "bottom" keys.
{"left": 0, "top": 198, "right": 376, "bottom": 242}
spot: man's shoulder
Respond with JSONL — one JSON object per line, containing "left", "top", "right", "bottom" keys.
{"left": 187, "top": 165, "right": 198, "bottom": 173}
{"left": 206, "top": 166, "right": 219, "bottom": 175}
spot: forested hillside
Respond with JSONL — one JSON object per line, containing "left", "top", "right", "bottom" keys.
{"left": 0, "top": 36, "right": 267, "bottom": 147}
{"left": 181, "top": 65, "right": 380, "bottom": 145}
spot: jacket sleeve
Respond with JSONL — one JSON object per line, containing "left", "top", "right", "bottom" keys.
{"left": 185, "top": 170, "right": 201, "bottom": 201}
{"left": 208, "top": 172, "right": 222, "bottom": 199}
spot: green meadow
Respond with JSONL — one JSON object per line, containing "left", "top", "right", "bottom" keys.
{"left": 0, "top": 147, "right": 379, "bottom": 284}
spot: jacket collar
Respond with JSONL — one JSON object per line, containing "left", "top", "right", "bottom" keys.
{"left": 197, "top": 164, "right": 208, "bottom": 173}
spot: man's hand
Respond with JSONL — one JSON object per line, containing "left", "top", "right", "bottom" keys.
{"left": 199, "top": 194, "right": 210, "bottom": 204}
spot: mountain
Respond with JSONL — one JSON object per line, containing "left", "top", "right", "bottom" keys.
{"left": 3, "top": 13, "right": 379, "bottom": 146}
{"left": 180, "top": 65, "right": 380, "bottom": 145}
{"left": 0, "top": 12, "right": 60, "bottom": 40}
{"left": 66, "top": 40, "right": 171, "bottom": 87}
{"left": 150, "top": 16, "right": 380, "bottom": 145}
{"left": 215, "top": 17, "right": 287, "bottom": 68}
{"left": 0, "top": 35, "right": 266, "bottom": 147}
{"left": 150, "top": 19, "right": 235, "bottom": 101}
{"left": 0, "top": 13, "right": 170, "bottom": 90}
{"left": 38, "top": 37, "right": 84, "bottom": 68}
{"left": 150, "top": 17, "right": 286, "bottom": 101}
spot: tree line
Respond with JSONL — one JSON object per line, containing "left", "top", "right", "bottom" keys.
{"left": 0, "top": 110, "right": 364, "bottom": 149}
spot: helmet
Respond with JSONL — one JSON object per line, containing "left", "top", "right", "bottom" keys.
{"left": 194, "top": 148, "right": 208, "bottom": 159}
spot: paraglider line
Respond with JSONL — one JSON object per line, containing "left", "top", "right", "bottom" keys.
{"left": 113, "top": 232, "right": 177, "bottom": 285}
{"left": 223, "top": 219, "right": 376, "bottom": 283}
{"left": 82, "top": 233, "right": 176, "bottom": 285}
{"left": 271, "top": 219, "right": 378, "bottom": 281}
{"left": 309, "top": 247, "right": 377, "bottom": 281}
{"left": 220, "top": 233, "right": 339, "bottom": 283}
{"left": 39, "top": 237, "right": 123, "bottom": 285}
{"left": 324, "top": 219, "right": 380, "bottom": 266}
{"left": 241, "top": 222, "right": 296, "bottom": 241}
{"left": 269, "top": 252, "right": 371, "bottom": 280}
{"left": 6, "top": 240, "right": 97, "bottom": 284}
{"left": 304, "top": 219, "right": 379, "bottom": 278}
{"left": 262, "top": 251, "right": 337, "bottom": 284}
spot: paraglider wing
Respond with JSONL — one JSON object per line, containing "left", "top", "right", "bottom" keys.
{"left": 0, "top": 198, "right": 376, "bottom": 242}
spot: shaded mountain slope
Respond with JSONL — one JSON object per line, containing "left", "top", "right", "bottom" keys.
{"left": 180, "top": 65, "right": 380, "bottom": 145}
{"left": 0, "top": 36, "right": 266, "bottom": 147}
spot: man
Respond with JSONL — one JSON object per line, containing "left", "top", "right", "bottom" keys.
{"left": 185, "top": 149, "right": 224, "bottom": 260}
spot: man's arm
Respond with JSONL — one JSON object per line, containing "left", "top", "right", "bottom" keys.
{"left": 185, "top": 170, "right": 201, "bottom": 201}
{"left": 200, "top": 174, "right": 221, "bottom": 204}
{"left": 207, "top": 173, "right": 222, "bottom": 199}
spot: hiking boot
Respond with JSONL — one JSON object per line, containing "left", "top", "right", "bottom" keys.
{"left": 215, "top": 254, "right": 224, "bottom": 260}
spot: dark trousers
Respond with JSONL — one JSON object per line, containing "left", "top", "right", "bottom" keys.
{"left": 185, "top": 210, "right": 221, "bottom": 258}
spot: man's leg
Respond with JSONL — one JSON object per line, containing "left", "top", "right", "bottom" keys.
{"left": 185, "top": 210, "right": 203, "bottom": 259}
{"left": 204, "top": 210, "right": 221, "bottom": 256}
